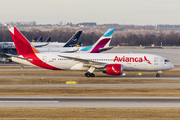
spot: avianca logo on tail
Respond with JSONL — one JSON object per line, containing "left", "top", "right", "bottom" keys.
{"left": 114, "top": 56, "right": 152, "bottom": 64}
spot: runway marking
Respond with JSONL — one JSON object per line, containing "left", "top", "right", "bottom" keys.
{"left": 0, "top": 75, "right": 180, "bottom": 79}
{"left": 0, "top": 97, "right": 180, "bottom": 108}
{"left": 0, "top": 101, "right": 59, "bottom": 102}
{"left": 0, "top": 83, "right": 180, "bottom": 87}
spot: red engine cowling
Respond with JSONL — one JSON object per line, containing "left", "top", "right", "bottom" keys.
{"left": 103, "top": 64, "right": 123, "bottom": 75}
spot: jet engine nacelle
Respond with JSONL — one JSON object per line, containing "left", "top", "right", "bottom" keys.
{"left": 103, "top": 64, "right": 123, "bottom": 75}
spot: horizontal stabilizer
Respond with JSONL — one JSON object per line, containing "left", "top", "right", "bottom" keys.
{"left": 61, "top": 48, "right": 80, "bottom": 53}
{"left": 99, "top": 46, "right": 113, "bottom": 52}
{"left": 6, "top": 54, "right": 33, "bottom": 61}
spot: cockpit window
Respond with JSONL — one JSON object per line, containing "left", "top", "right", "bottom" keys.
{"left": 164, "top": 59, "right": 170, "bottom": 62}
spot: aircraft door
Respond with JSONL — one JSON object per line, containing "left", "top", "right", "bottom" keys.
{"left": 154, "top": 57, "right": 163, "bottom": 69}
{"left": 154, "top": 57, "right": 158, "bottom": 65}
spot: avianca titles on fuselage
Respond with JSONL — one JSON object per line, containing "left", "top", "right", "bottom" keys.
{"left": 8, "top": 27, "right": 174, "bottom": 77}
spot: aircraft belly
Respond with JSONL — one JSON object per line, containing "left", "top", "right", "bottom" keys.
{"left": 123, "top": 64, "right": 163, "bottom": 71}
{"left": 46, "top": 60, "right": 81, "bottom": 70}
{"left": 123, "top": 63, "right": 152, "bottom": 71}
{"left": 70, "top": 63, "right": 88, "bottom": 70}
{"left": 136, "top": 64, "right": 147, "bottom": 70}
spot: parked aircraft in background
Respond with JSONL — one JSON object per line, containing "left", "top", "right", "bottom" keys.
{"left": 31, "top": 37, "right": 37, "bottom": 42}
{"left": 31, "top": 31, "right": 82, "bottom": 47}
{"left": 45, "top": 37, "right": 51, "bottom": 42}
{"left": 78, "top": 29, "right": 114, "bottom": 53}
{"left": 36, "top": 29, "right": 114, "bottom": 53}
{"left": 8, "top": 27, "right": 174, "bottom": 77}
{"left": 0, "top": 30, "right": 82, "bottom": 56}
{"left": 0, "top": 30, "right": 82, "bottom": 48}
{"left": 36, "top": 37, "right": 43, "bottom": 42}
{"left": 35, "top": 37, "right": 51, "bottom": 42}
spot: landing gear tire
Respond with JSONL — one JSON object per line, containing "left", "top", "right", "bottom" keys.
{"left": 156, "top": 74, "right": 160, "bottom": 77}
{"left": 90, "top": 73, "right": 95, "bottom": 77}
{"left": 85, "top": 72, "right": 95, "bottom": 77}
{"left": 85, "top": 72, "right": 91, "bottom": 77}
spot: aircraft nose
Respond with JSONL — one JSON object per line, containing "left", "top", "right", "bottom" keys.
{"left": 170, "top": 63, "right": 174, "bottom": 69}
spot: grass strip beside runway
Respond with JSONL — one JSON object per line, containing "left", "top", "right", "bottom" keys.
{"left": 0, "top": 87, "right": 180, "bottom": 97}
{"left": 0, "top": 108, "right": 179, "bottom": 119}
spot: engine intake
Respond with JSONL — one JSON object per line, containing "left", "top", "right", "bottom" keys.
{"left": 103, "top": 64, "right": 123, "bottom": 75}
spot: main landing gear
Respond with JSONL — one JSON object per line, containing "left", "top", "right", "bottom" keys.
{"left": 85, "top": 72, "right": 95, "bottom": 77}
{"left": 85, "top": 66, "right": 96, "bottom": 77}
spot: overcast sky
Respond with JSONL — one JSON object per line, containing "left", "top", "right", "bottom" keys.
{"left": 1, "top": 0, "right": 180, "bottom": 25}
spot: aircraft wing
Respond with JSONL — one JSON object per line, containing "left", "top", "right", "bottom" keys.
{"left": 58, "top": 55, "right": 106, "bottom": 68}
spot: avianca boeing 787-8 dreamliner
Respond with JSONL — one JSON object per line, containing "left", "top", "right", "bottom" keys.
{"left": 8, "top": 27, "right": 174, "bottom": 77}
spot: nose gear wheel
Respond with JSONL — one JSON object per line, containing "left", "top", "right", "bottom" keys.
{"left": 156, "top": 74, "right": 160, "bottom": 77}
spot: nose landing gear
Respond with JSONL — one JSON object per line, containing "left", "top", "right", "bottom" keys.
{"left": 156, "top": 71, "right": 162, "bottom": 77}
{"left": 156, "top": 74, "right": 160, "bottom": 77}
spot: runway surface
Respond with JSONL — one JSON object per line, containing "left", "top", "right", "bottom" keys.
{"left": 0, "top": 83, "right": 180, "bottom": 87}
{"left": 0, "top": 75, "right": 179, "bottom": 79}
{"left": 0, "top": 97, "right": 180, "bottom": 108}
{"left": 0, "top": 68, "right": 179, "bottom": 71}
